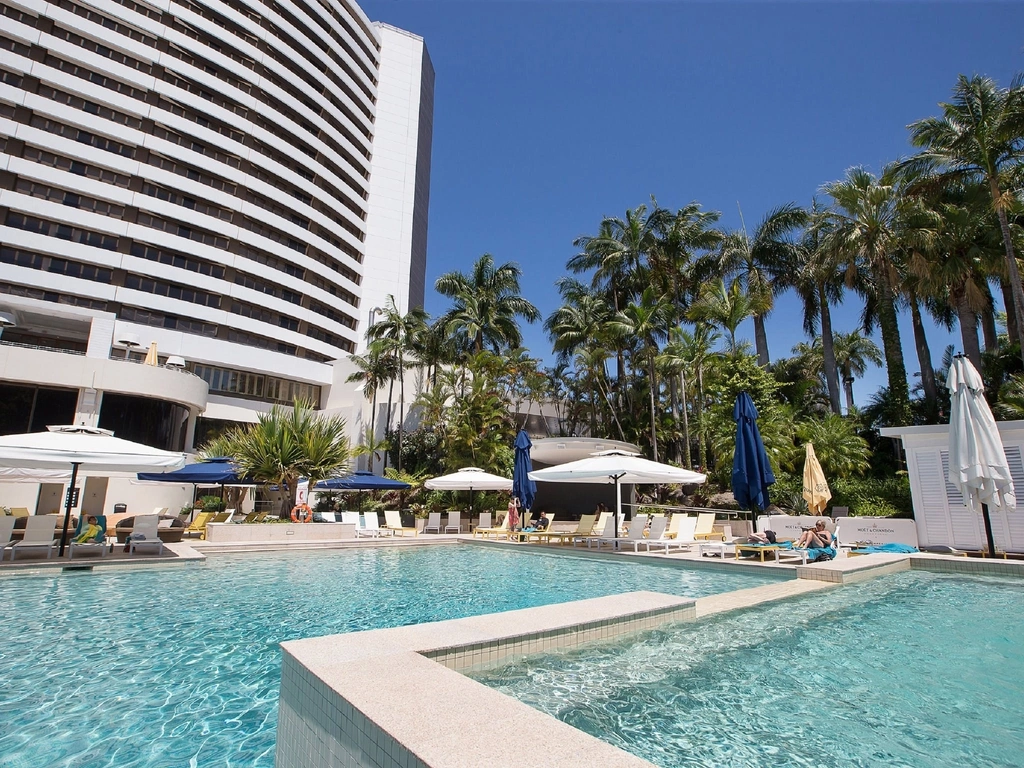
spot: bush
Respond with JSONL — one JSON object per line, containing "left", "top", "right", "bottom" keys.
{"left": 769, "top": 472, "right": 912, "bottom": 518}
{"left": 196, "top": 495, "right": 225, "bottom": 513}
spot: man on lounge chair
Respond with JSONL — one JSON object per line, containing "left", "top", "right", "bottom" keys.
{"left": 73, "top": 516, "right": 103, "bottom": 544}
{"left": 533, "top": 511, "right": 550, "bottom": 531}
{"left": 795, "top": 520, "right": 832, "bottom": 549}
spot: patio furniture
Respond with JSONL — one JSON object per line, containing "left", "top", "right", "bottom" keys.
{"left": 474, "top": 514, "right": 509, "bottom": 539}
{"left": 69, "top": 514, "right": 109, "bottom": 558}
{"left": 9, "top": 515, "right": 58, "bottom": 560}
{"left": 383, "top": 509, "right": 417, "bottom": 536}
{"left": 543, "top": 514, "right": 596, "bottom": 546}
{"left": 127, "top": 514, "right": 164, "bottom": 555}
{"left": 0, "top": 516, "right": 16, "bottom": 557}
{"left": 591, "top": 514, "right": 650, "bottom": 551}
{"left": 423, "top": 512, "right": 442, "bottom": 534}
{"left": 116, "top": 515, "right": 185, "bottom": 543}
{"left": 184, "top": 512, "right": 213, "bottom": 539}
{"left": 356, "top": 513, "right": 391, "bottom": 538}
{"left": 443, "top": 511, "right": 461, "bottom": 534}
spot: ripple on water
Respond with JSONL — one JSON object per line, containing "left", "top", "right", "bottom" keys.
{"left": 0, "top": 546, "right": 773, "bottom": 767}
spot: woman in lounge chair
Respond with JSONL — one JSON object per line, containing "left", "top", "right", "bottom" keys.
{"left": 795, "top": 520, "right": 832, "bottom": 549}
{"left": 73, "top": 516, "right": 103, "bottom": 544}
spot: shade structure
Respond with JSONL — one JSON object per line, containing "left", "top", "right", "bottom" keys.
{"left": 731, "top": 391, "right": 775, "bottom": 513}
{"left": 529, "top": 449, "right": 707, "bottom": 538}
{"left": 314, "top": 471, "right": 411, "bottom": 491}
{"left": 947, "top": 356, "right": 1016, "bottom": 557}
{"left": 512, "top": 430, "right": 537, "bottom": 510}
{"left": 0, "top": 425, "right": 186, "bottom": 555}
{"left": 144, "top": 341, "right": 159, "bottom": 366}
{"left": 802, "top": 442, "right": 831, "bottom": 515}
{"left": 137, "top": 457, "right": 247, "bottom": 485}
{"left": 424, "top": 467, "right": 512, "bottom": 518}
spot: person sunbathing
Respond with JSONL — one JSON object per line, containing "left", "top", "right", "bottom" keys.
{"left": 795, "top": 520, "right": 832, "bottom": 549}
{"left": 73, "top": 515, "right": 103, "bottom": 543}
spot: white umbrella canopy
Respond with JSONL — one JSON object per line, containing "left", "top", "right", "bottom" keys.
{"left": 0, "top": 426, "right": 187, "bottom": 472}
{"left": 424, "top": 467, "right": 513, "bottom": 491}
{"left": 947, "top": 356, "right": 1016, "bottom": 556}
{"left": 529, "top": 449, "right": 707, "bottom": 538}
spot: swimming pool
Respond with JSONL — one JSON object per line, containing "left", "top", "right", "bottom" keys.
{"left": 476, "top": 570, "right": 1024, "bottom": 768}
{"left": 0, "top": 545, "right": 775, "bottom": 767}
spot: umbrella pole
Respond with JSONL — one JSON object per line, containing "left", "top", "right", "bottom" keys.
{"left": 57, "top": 461, "right": 81, "bottom": 557}
{"left": 981, "top": 503, "right": 998, "bottom": 559}
{"left": 614, "top": 475, "right": 621, "bottom": 540}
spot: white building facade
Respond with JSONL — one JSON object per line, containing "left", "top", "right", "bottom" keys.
{"left": 0, "top": 0, "right": 433, "bottom": 458}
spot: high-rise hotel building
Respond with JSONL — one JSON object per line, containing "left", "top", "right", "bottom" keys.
{"left": 0, "top": 0, "right": 433, "bottom": 452}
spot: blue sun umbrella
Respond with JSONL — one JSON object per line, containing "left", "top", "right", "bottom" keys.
{"left": 512, "top": 430, "right": 537, "bottom": 512}
{"left": 732, "top": 391, "right": 775, "bottom": 518}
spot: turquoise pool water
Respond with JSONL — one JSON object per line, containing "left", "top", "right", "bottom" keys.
{"left": 0, "top": 545, "right": 775, "bottom": 767}
{"left": 477, "top": 570, "right": 1024, "bottom": 768}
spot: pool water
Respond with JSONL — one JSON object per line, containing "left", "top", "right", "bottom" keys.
{"left": 0, "top": 545, "right": 775, "bottom": 767}
{"left": 476, "top": 570, "right": 1024, "bottom": 768}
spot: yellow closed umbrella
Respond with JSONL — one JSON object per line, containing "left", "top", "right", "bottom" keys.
{"left": 802, "top": 442, "right": 831, "bottom": 515}
{"left": 144, "top": 342, "right": 159, "bottom": 366}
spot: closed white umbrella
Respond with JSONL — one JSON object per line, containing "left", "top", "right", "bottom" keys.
{"left": 947, "top": 356, "right": 1016, "bottom": 557}
{"left": 529, "top": 449, "right": 707, "bottom": 538}
{"left": 0, "top": 425, "right": 187, "bottom": 555}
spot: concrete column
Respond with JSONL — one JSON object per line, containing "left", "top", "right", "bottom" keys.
{"left": 74, "top": 387, "right": 102, "bottom": 427}
{"left": 184, "top": 407, "right": 198, "bottom": 452}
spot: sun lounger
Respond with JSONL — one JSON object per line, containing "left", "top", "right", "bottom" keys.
{"left": 423, "top": 512, "right": 442, "bottom": 534}
{"left": 693, "top": 512, "right": 725, "bottom": 541}
{"left": 9, "top": 515, "right": 59, "bottom": 560}
{"left": 592, "top": 514, "right": 650, "bottom": 551}
{"left": 521, "top": 515, "right": 557, "bottom": 543}
{"left": 318, "top": 512, "right": 336, "bottom": 522}
{"left": 128, "top": 514, "right": 164, "bottom": 556}
{"left": 69, "top": 514, "right": 108, "bottom": 558}
{"left": 0, "top": 516, "right": 16, "bottom": 558}
{"left": 383, "top": 509, "right": 417, "bottom": 536}
{"left": 444, "top": 511, "right": 462, "bottom": 534}
{"left": 235, "top": 511, "right": 260, "bottom": 524}
{"left": 356, "top": 512, "right": 390, "bottom": 537}
{"left": 543, "top": 514, "right": 596, "bottom": 545}
{"left": 575, "top": 517, "right": 616, "bottom": 548}
{"left": 184, "top": 512, "right": 214, "bottom": 539}
{"left": 474, "top": 514, "right": 509, "bottom": 539}
{"left": 647, "top": 515, "right": 700, "bottom": 553}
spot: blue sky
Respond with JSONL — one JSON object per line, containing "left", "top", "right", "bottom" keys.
{"left": 360, "top": 0, "right": 1024, "bottom": 405}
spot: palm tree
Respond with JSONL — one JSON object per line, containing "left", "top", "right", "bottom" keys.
{"left": 832, "top": 330, "right": 883, "bottom": 413}
{"left": 366, "top": 295, "right": 428, "bottom": 473}
{"left": 822, "top": 164, "right": 915, "bottom": 425}
{"left": 906, "top": 74, "right": 1024, "bottom": 361}
{"left": 345, "top": 346, "right": 393, "bottom": 461}
{"left": 687, "top": 278, "right": 761, "bottom": 355}
{"left": 663, "top": 325, "right": 721, "bottom": 470}
{"left": 649, "top": 201, "right": 724, "bottom": 320}
{"left": 608, "top": 287, "right": 674, "bottom": 460}
{"left": 718, "top": 203, "right": 808, "bottom": 366}
{"left": 435, "top": 254, "right": 540, "bottom": 353}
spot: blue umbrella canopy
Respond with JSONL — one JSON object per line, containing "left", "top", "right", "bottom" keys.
{"left": 137, "top": 457, "right": 246, "bottom": 484}
{"left": 314, "top": 471, "right": 411, "bottom": 491}
{"left": 731, "top": 392, "right": 775, "bottom": 511}
{"left": 512, "top": 430, "right": 537, "bottom": 510}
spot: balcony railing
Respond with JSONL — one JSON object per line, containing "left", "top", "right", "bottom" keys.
{"left": 0, "top": 339, "right": 85, "bottom": 356}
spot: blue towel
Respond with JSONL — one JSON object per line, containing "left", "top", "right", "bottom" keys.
{"left": 743, "top": 540, "right": 793, "bottom": 549}
{"left": 852, "top": 543, "right": 918, "bottom": 554}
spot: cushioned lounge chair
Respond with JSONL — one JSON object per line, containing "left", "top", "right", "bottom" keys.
{"left": 592, "top": 514, "right": 650, "bottom": 551}
{"left": 128, "top": 514, "right": 164, "bottom": 556}
{"left": 444, "top": 511, "right": 461, "bottom": 534}
{"left": 384, "top": 509, "right": 417, "bottom": 536}
{"left": 474, "top": 514, "right": 509, "bottom": 539}
{"left": 9, "top": 515, "right": 59, "bottom": 561}
{"left": 542, "top": 514, "right": 596, "bottom": 545}
{"left": 423, "top": 512, "right": 442, "bottom": 534}
{"left": 69, "top": 514, "right": 108, "bottom": 558}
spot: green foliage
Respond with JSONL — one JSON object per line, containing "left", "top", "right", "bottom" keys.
{"left": 794, "top": 415, "right": 871, "bottom": 478}
{"left": 196, "top": 495, "right": 225, "bottom": 513}
{"left": 771, "top": 472, "right": 912, "bottom": 517}
{"left": 386, "top": 427, "right": 443, "bottom": 478}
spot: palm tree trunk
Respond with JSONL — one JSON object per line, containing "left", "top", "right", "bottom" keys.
{"left": 909, "top": 297, "right": 937, "bottom": 421}
{"left": 955, "top": 288, "right": 983, "bottom": 373}
{"left": 647, "top": 354, "right": 659, "bottom": 462}
{"left": 397, "top": 352, "right": 405, "bottom": 473}
{"left": 981, "top": 291, "right": 998, "bottom": 354}
{"left": 753, "top": 314, "right": 770, "bottom": 367}
{"left": 679, "top": 370, "right": 691, "bottom": 468}
{"left": 668, "top": 377, "right": 682, "bottom": 464}
{"left": 369, "top": 389, "right": 378, "bottom": 471}
{"left": 383, "top": 377, "right": 395, "bottom": 470}
{"left": 842, "top": 368, "right": 856, "bottom": 414}
{"left": 1000, "top": 280, "right": 1020, "bottom": 350}
{"left": 991, "top": 179, "right": 1024, "bottom": 362}
{"left": 874, "top": 263, "right": 912, "bottom": 425}
{"left": 695, "top": 367, "right": 707, "bottom": 470}
{"left": 818, "top": 286, "right": 842, "bottom": 414}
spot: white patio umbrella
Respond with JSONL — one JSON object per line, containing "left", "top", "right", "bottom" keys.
{"left": 529, "top": 449, "right": 707, "bottom": 538}
{"left": 424, "top": 467, "right": 512, "bottom": 518}
{"left": 947, "top": 356, "right": 1016, "bottom": 557}
{"left": 0, "top": 425, "right": 187, "bottom": 555}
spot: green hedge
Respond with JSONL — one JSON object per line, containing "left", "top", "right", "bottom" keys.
{"left": 769, "top": 473, "right": 913, "bottom": 518}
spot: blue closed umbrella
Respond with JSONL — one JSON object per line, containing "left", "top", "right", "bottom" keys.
{"left": 732, "top": 391, "right": 775, "bottom": 513}
{"left": 512, "top": 430, "right": 537, "bottom": 511}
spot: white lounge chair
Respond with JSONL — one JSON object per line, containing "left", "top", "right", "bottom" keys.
{"left": 474, "top": 514, "right": 509, "bottom": 539}
{"left": 357, "top": 512, "right": 390, "bottom": 537}
{"left": 69, "top": 514, "right": 109, "bottom": 559}
{"left": 647, "top": 515, "right": 699, "bottom": 553}
{"left": 475, "top": 512, "right": 492, "bottom": 531}
{"left": 10, "top": 515, "right": 59, "bottom": 560}
{"left": 575, "top": 517, "right": 615, "bottom": 548}
{"left": 319, "top": 512, "right": 337, "bottom": 522}
{"left": 592, "top": 514, "right": 650, "bottom": 551}
{"left": 340, "top": 511, "right": 361, "bottom": 528}
{"left": 423, "top": 512, "right": 442, "bottom": 534}
{"left": 444, "top": 511, "right": 461, "bottom": 534}
{"left": 0, "top": 516, "right": 16, "bottom": 558}
{"left": 128, "top": 514, "right": 164, "bottom": 556}
{"left": 693, "top": 512, "right": 725, "bottom": 541}
{"left": 544, "top": 514, "right": 596, "bottom": 545}
{"left": 383, "top": 509, "right": 417, "bottom": 536}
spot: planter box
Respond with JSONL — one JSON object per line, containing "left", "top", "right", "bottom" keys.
{"left": 204, "top": 522, "right": 357, "bottom": 543}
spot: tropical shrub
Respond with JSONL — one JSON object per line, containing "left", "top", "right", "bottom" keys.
{"left": 794, "top": 414, "right": 871, "bottom": 478}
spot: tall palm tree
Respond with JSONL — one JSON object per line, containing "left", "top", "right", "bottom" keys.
{"left": 366, "top": 295, "right": 427, "bottom": 473}
{"left": 906, "top": 74, "right": 1024, "bottom": 361}
{"left": 832, "top": 330, "right": 884, "bottom": 413}
{"left": 668, "top": 325, "right": 721, "bottom": 469}
{"left": 608, "top": 287, "right": 674, "bottom": 460}
{"left": 435, "top": 254, "right": 540, "bottom": 353}
{"left": 822, "top": 164, "right": 915, "bottom": 426}
{"left": 718, "top": 203, "right": 808, "bottom": 366}
{"left": 649, "top": 201, "right": 724, "bottom": 320}
{"left": 345, "top": 346, "right": 393, "bottom": 458}
{"left": 687, "top": 278, "right": 761, "bottom": 355}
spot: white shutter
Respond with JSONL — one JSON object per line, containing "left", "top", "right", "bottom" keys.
{"left": 996, "top": 445, "right": 1024, "bottom": 551}
{"left": 940, "top": 450, "right": 984, "bottom": 548}
{"left": 912, "top": 450, "right": 952, "bottom": 547}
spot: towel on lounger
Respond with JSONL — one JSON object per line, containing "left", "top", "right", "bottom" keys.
{"left": 852, "top": 543, "right": 918, "bottom": 554}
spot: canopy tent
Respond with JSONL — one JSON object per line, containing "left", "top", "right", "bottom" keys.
{"left": 947, "top": 356, "right": 1016, "bottom": 557}
{"left": 424, "top": 467, "right": 513, "bottom": 517}
{"left": 529, "top": 449, "right": 707, "bottom": 538}
{"left": 731, "top": 391, "right": 775, "bottom": 514}
{"left": 0, "top": 425, "right": 186, "bottom": 555}
{"left": 314, "top": 471, "right": 411, "bottom": 490}
{"left": 137, "top": 457, "right": 249, "bottom": 485}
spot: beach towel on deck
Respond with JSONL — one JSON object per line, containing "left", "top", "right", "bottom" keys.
{"left": 852, "top": 543, "right": 918, "bottom": 554}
